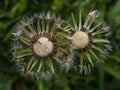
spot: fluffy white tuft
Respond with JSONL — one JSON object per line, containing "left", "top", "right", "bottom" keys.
{"left": 33, "top": 37, "right": 53, "bottom": 57}
{"left": 71, "top": 31, "right": 89, "bottom": 49}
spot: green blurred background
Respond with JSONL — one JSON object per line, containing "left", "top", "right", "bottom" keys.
{"left": 0, "top": 0, "right": 120, "bottom": 90}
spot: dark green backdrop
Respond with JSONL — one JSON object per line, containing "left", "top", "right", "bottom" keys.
{"left": 0, "top": 0, "right": 120, "bottom": 90}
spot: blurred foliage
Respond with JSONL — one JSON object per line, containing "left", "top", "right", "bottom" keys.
{"left": 0, "top": 0, "right": 120, "bottom": 90}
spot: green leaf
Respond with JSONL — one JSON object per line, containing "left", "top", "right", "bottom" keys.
{"left": 109, "top": 54, "right": 120, "bottom": 63}
{"left": 105, "top": 64, "right": 120, "bottom": 80}
{"left": 18, "top": 0, "right": 27, "bottom": 13}
{"left": 0, "top": 80, "right": 13, "bottom": 90}
{"left": 9, "top": 3, "right": 19, "bottom": 18}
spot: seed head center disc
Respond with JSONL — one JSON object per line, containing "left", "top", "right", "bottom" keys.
{"left": 33, "top": 37, "right": 53, "bottom": 57}
{"left": 71, "top": 31, "right": 89, "bottom": 49}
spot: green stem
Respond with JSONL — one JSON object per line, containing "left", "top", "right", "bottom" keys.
{"left": 98, "top": 63, "right": 104, "bottom": 90}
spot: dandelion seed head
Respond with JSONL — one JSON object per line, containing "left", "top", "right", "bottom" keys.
{"left": 12, "top": 12, "right": 69, "bottom": 80}
{"left": 62, "top": 10, "right": 111, "bottom": 75}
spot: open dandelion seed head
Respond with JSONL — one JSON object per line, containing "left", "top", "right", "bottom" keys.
{"left": 12, "top": 12, "right": 70, "bottom": 79}
{"left": 63, "top": 10, "right": 111, "bottom": 75}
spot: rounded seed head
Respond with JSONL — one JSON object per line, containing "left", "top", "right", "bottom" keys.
{"left": 62, "top": 10, "right": 111, "bottom": 75}
{"left": 12, "top": 12, "right": 70, "bottom": 80}
{"left": 71, "top": 31, "right": 89, "bottom": 49}
{"left": 33, "top": 37, "right": 53, "bottom": 57}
